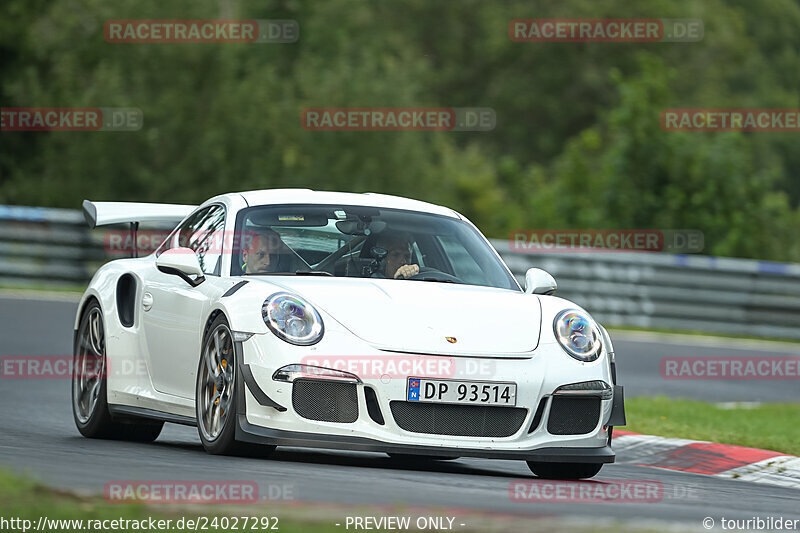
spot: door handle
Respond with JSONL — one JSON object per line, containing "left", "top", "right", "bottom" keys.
{"left": 142, "top": 292, "right": 153, "bottom": 311}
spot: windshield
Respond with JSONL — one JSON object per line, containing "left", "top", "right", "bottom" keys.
{"left": 233, "top": 204, "right": 519, "bottom": 291}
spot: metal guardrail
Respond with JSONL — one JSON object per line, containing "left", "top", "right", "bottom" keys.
{"left": 1, "top": 205, "right": 799, "bottom": 339}
{"left": 493, "top": 239, "right": 800, "bottom": 340}
{"left": 0, "top": 205, "right": 102, "bottom": 287}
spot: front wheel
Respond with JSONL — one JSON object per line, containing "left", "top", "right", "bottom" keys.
{"left": 527, "top": 462, "right": 603, "bottom": 479}
{"left": 196, "top": 315, "right": 274, "bottom": 457}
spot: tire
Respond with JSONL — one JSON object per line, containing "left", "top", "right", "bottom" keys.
{"left": 196, "top": 314, "right": 275, "bottom": 457}
{"left": 72, "top": 300, "right": 163, "bottom": 442}
{"left": 527, "top": 462, "right": 603, "bottom": 480}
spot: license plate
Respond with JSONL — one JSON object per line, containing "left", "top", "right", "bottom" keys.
{"left": 407, "top": 378, "right": 517, "bottom": 406}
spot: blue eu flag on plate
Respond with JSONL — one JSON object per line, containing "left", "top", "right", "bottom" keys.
{"left": 408, "top": 379, "right": 420, "bottom": 401}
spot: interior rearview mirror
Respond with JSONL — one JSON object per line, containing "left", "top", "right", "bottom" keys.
{"left": 524, "top": 267, "right": 557, "bottom": 295}
{"left": 155, "top": 248, "right": 205, "bottom": 287}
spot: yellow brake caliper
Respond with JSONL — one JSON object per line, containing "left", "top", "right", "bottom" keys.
{"left": 215, "top": 359, "right": 228, "bottom": 414}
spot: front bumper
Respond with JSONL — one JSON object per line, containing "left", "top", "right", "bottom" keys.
{"left": 235, "top": 415, "right": 616, "bottom": 463}
{"left": 235, "top": 329, "right": 624, "bottom": 463}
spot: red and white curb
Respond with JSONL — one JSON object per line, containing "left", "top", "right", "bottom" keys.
{"left": 612, "top": 430, "right": 800, "bottom": 489}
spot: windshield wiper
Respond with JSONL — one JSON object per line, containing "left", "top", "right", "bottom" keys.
{"left": 253, "top": 270, "right": 333, "bottom": 276}
{"left": 294, "top": 270, "right": 333, "bottom": 276}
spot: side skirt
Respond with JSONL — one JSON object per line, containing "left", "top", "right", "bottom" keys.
{"left": 108, "top": 404, "right": 197, "bottom": 427}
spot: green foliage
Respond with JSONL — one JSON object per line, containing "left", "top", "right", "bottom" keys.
{"left": 1, "top": 0, "right": 799, "bottom": 260}
{"left": 531, "top": 54, "right": 799, "bottom": 259}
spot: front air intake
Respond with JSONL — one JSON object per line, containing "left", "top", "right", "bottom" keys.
{"left": 292, "top": 379, "right": 358, "bottom": 423}
{"left": 364, "top": 386, "right": 385, "bottom": 425}
{"left": 528, "top": 397, "right": 549, "bottom": 433}
{"left": 547, "top": 397, "right": 601, "bottom": 435}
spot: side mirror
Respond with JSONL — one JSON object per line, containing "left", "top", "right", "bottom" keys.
{"left": 156, "top": 248, "right": 205, "bottom": 287}
{"left": 524, "top": 267, "right": 557, "bottom": 295}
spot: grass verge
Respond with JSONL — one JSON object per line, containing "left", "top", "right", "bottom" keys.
{"left": 0, "top": 472, "right": 337, "bottom": 533}
{"left": 624, "top": 397, "right": 800, "bottom": 455}
{"left": 0, "top": 284, "right": 84, "bottom": 294}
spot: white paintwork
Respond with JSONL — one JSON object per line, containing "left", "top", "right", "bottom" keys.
{"left": 154, "top": 248, "right": 204, "bottom": 277}
{"left": 76, "top": 188, "right": 617, "bottom": 453}
{"left": 524, "top": 267, "right": 557, "bottom": 295}
{"left": 261, "top": 276, "right": 539, "bottom": 356}
{"left": 141, "top": 271, "right": 219, "bottom": 398}
{"left": 82, "top": 200, "right": 195, "bottom": 228}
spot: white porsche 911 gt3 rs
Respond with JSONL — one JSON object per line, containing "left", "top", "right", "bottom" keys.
{"left": 72, "top": 189, "right": 625, "bottom": 479}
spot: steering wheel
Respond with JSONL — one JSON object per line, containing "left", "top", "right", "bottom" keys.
{"left": 407, "top": 266, "right": 462, "bottom": 283}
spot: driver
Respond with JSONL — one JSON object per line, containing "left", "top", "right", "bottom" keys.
{"left": 375, "top": 232, "right": 419, "bottom": 279}
{"left": 241, "top": 228, "right": 285, "bottom": 274}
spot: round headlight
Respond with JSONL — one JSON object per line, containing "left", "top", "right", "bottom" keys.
{"left": 262, "top": 293, "right": 324, "bottom": 346}
{"left": 553, "top": 309, "right": 602, "bottom": 362}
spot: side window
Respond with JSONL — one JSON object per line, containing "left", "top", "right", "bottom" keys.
{"left": 183, "top": 206, "right": 226, "bottom": 275}
{"left": 159, "top": 206, "right": 226, "bottom": 275}
{"left": 158, "top": 209, "right": 207, "bottom": 255}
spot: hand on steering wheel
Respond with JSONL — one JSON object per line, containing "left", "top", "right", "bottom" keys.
{"left": 393, "top": 264, "right": 420, "bottom": 279}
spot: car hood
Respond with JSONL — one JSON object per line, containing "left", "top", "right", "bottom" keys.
{"left": 259, "top": 277, "right": 540, "bottom": 357}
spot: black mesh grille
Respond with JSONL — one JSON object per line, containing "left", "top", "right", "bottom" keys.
{"left": 547, "top": 397, "right": 601, "bottom": 435}
{"left": 292, "top": 380, "right": 358, "bottom": 423}
{"left": 389, "top": 401, "right": 527, "bottom": 437}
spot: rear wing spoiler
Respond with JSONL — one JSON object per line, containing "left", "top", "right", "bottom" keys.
{"left": 82, "top": 200, "right": 196, "bottom": 229}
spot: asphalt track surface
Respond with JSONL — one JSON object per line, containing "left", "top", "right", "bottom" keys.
{"left": 1, "top": 295, "right": 798, "bottom": 529}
